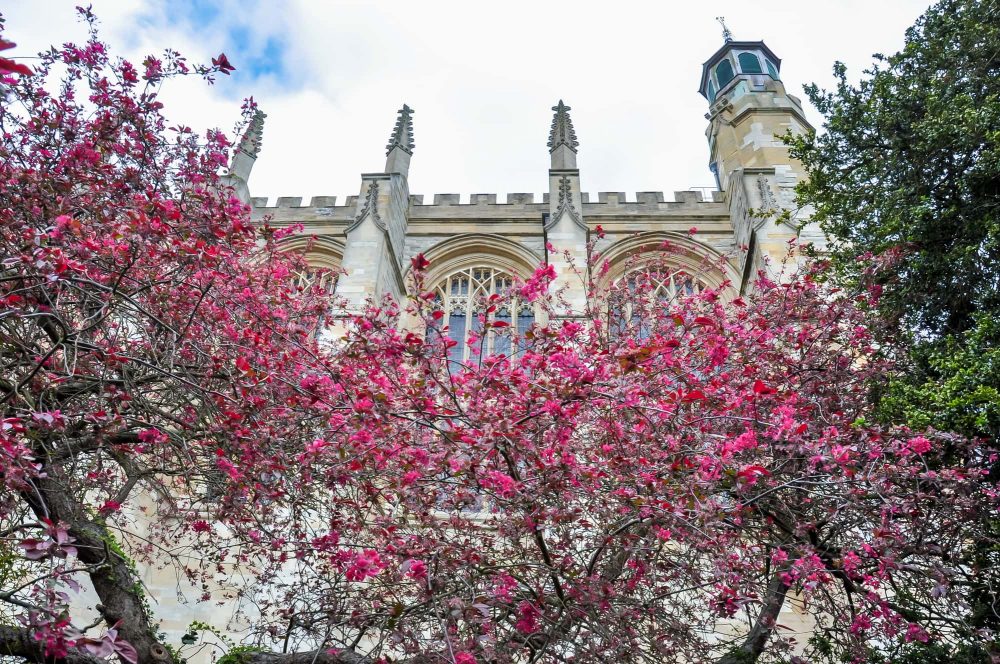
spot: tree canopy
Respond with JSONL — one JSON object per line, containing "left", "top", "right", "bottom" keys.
{"left": 791, "top": 0, "right": 1000, "bottom": 658}
{"left": 791, "top": 0, "right": 1000, "bottom": 444}
{"left": 0, "top": 8, "right": 998, "bottom": 664}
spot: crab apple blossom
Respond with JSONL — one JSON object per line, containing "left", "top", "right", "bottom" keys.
{"left": 0, "top": 11, "right": 335, "bottom": 664}
{"left": 1, "top": 12, "right": 998, "bottom": 664}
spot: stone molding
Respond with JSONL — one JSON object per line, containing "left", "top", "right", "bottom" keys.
{"left": 345, "top": 180, "right": 386, "bottom": 234}
{"left": 410, "top": 233, "right": 543, "bottom": 287}
{"left": 547, "top": 175, "right": 586, "bottom": 232}
{"left": 276, "top": 234, "right": 345, "bottom": 269}
{"left": 596, "top": 231, "right": 739, "bottom": 292}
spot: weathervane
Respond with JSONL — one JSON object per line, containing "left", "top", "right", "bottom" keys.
{"left": 716, "top": 16, "right": 733, "bottom": 43}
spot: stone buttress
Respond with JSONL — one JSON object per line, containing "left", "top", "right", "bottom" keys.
{"left": 545, "top": 100, "right": 589, "bottom": 315}
{"left": 335, "top": 105, "right": 414, "bottom": 309}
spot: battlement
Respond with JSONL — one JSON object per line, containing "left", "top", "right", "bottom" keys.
{"left": 250, "top": 189, "right": 725, "bottom": 212}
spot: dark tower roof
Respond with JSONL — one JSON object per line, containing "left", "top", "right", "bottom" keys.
{"left": 698, "top": 41, "right": 782, "bottom": 98}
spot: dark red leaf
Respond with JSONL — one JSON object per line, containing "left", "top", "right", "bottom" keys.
{"left": 752, "top": 379, "right": 777, "bottom": 395}
{"left": 211, "top": 52, "right": 235, "bottom": 74}
{"left": 0, "top": 57, "right": 32, "bottom": 77}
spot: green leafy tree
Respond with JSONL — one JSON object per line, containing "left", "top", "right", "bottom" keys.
{"left": 792, "top": 0, "right": 1000, "bottom": 443}
{"left": 791, "top": 0, "right": 1000, "bottom": 658}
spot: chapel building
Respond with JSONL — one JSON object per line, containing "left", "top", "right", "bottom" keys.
{"left": 127, "top": 33, "right": 826, "bottom": 649}
{"left": 225, "top": 34, "right": 822, "bottom": 350}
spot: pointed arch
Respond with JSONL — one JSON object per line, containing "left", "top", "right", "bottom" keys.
{"left": 715, "top": 59, "right": 736, "bottom": 88}
{"left": 738, "top": 52, "right": 763, "bottom": 74}
{"left": 277, "top": 235, "right": 345, "bottom": 271}
{"left": 409, "top": 234, "right": 543, "bottom": 363}
{"left": 411, "top": 234, "right": 543, "bottom": 288}
{"left": 597, "top": 232, "right": 738, "bottom": 294}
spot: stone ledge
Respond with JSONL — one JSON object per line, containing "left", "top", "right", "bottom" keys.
{"left": 250, "top": 190, "right": 724, "bottom": 210}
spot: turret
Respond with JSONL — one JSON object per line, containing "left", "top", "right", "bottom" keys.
{"left": 700, "top": 21, "right": 822, "bottom": 289}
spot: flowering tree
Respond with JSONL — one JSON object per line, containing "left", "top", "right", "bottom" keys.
{"left": 0, "top": 11, "right": 333, "bottom": 664}
{"left": 268, "top": 255, "right": 992, "bottom": 664}
{"left": 1, "top": 13, "right": 997, "bottom": 664}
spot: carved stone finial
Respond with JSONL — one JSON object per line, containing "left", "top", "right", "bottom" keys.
{"left": 385, "top": 104, "right": 415, "bottom": 156}
{"left": 756, "top": 174, "right": 778, "bottom": 211}
{"left": 547, "top": 100, "right": 579, "bottom": 153}
{"left": 237, "top": 109, "right": 267, "bottom": 158}
{"left": 716, "top": 16, "right": 733, "bottom": 43}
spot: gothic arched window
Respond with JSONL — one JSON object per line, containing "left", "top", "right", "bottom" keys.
{"left": 766, "top": 60, "right": 779, "bottom": 80}
{"left": 294, "top": 266, "right": 338, "bottom": 295}
{"left": 293, "top": 265, "right": 338, "bottom": 335}
{"left": 738, "top": 52, "right": 763, "bottom": 74}
{"left": 433, "top": 266, "right": 533, "bottom": 363}
{"left": 715, "top": 59, "right": 735, "bottom": 89}
{"left": 608, "top": 265, "right": 702, "bottom": 339}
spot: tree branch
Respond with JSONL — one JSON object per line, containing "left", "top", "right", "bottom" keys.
{"left": 244, "top": 649, "right": 430, "bottom": 664}
{"left": 716, "top": 570, "right": 790, "bottom": 664}
{"left": 0, "top": 625, "right": 105, "bottom": 664}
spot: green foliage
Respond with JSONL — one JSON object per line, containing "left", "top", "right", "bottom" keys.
{"left": 878, "top": 312, "right": 1000, "bottom": 442}
{"left": 216, "top": 645, "right": 265, "bottom": 664}
{"left": 181, "top": 621, "right": 263, "bottom": 664}
{"left": 791, "top": 0, "right": 1000, "bottom": 339}
{"left": 790, "top": 0, "right": 1000, "bottom": 651}
{"left": 866, "top": 642, "right": 991, "bottom": 664}
{"left": 184, "top": 620, "right": 235, "bottom": 649}
{"left": 0, "top": 538, "right": 30, "bottom": 623}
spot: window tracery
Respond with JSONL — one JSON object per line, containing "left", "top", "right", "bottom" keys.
{"left": 293, "top": 265, "right": 338, "bottom": 295}
{"left": 608, "top": 264, "right": 703, "bottom": 338}
{"left": 292, "top": 263, "right": 339, "bottom": 335}
{"left": 432, "top": 266, "right": 533, "bottom": 363}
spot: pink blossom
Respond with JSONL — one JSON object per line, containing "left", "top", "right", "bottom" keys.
{"left": 346, "top": 550, "right": 384, "bottom": 582}
{"left": 908, "top": 436, "right": 932, "bottom": 455}
{"left": 514, "top": 601, "right": 541, "bottom": 634}
{"left": 904, "top": 622, "right": 930, "bottom": 643}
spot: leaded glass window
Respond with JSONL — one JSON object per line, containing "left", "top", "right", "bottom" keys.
{"left": 294, "top": 266, "right": 338, "bottom": 334}
{"left": 715, "top": 59, "right": 735, "bottom": 88}
{"left": 608, "top": 266, "right": 702, "bottom": 338}
{"left": 738, "top": 52, "right": 763, "bottom": 74}
{"left": 294, "top": 266, "right": 338, "bottom": 295}
{"left": 434, "top": 267, "right": 533, "bottom": 363}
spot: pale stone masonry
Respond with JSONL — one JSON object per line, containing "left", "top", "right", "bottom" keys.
{"left": 116, "top": 33, "right": 823, "bottom": 652}
{"left": 227, "top": 35, "right": 821, "bottom": 315}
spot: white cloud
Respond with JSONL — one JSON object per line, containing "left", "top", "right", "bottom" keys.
{"left": 5, "top": 0, "right": 931, "bottom": 204}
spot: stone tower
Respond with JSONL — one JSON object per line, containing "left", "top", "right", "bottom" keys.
{"left": 699, "top": 32, "right": 822, "bottom": 289}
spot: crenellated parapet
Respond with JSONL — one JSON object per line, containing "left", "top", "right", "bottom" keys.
{"left": 240, "top": 28, "right": 821, "bottom": 315}
{"left": 249, "top": 189, "right": 727, "bottom": 225}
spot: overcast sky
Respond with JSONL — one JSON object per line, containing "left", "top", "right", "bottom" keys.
{"left": 6, "top": 1, "right": 930, "bottom": 205}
